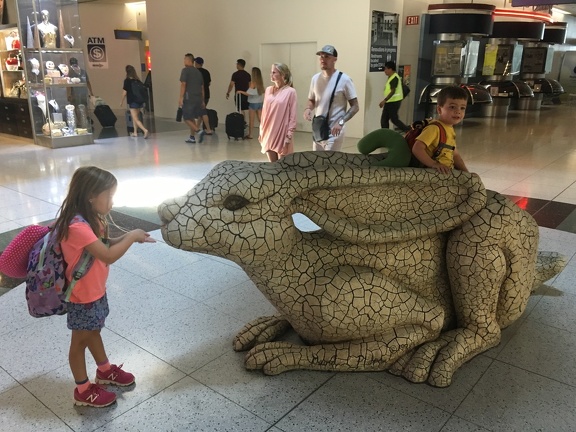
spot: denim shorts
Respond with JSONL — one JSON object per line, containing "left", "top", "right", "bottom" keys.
{"left": 129, "top": 102, "right": 144, "bottom": 109}
{"left": 67, "top": 294, "right": 109, "bottom": 331}
{"left": 249, "top": 102, "right": 263, "bottom": 110}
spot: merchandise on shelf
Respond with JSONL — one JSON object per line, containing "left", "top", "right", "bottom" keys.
{"left": 9, "top": 0, "right": 94, "bottom": 147}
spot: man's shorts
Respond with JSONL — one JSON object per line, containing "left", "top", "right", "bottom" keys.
{"left": 236, "top": 94, "right": 249, "bottom": 111}
{"left": 67, "top": 294, "right": 109, "bottom": 331}
{"left": 182, "top": 100, "right": 203, "bottom": 121}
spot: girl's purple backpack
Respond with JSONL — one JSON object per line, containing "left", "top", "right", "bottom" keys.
{"left": 25, "top": 215, "right": 94, "bottom": 318}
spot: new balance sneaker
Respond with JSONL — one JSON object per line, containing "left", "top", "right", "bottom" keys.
{"left": 185, "top": 136, "right": 196, "bottom": 144}
{"left": 74, "top": 383, "right": 116, "bottom": 408}
{"left": 95, "top": 363, "right": 135, "bottom": 386}
{"left": 198, "top": 129, "right": 205, "bottom": 143}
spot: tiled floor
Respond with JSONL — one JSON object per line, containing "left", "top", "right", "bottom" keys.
{"left": 0, "top": 105, "right": 575, "bottom": 431}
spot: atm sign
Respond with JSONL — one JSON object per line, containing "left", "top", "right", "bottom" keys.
{"left": 406, "top": 16, "right": 420, "bottom": 26}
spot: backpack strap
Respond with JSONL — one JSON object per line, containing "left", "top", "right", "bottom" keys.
{"left": 325, "top": 72, "right": 343, "bottom": 121}
{"left": 430, "top": 122, "right": 455, "bottom": 161}
{"left": 37, "top": 232, "right": 51, "bottom": 269}
{"left": 63, "top": 214, "right": 97, "bottom": 302}
{"left": 64, "top": 251, "right": 94, "bottom": 302}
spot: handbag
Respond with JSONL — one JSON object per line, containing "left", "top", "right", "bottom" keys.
{"left": 312, "top": 72, "right": 343, "bottom": 142}
{"left": 312, "top": 115, "right": 330, "bottom": 142}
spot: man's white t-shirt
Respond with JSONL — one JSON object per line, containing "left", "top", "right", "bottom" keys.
{"left": 308, "top": 70, "right": 357, "bottom": 125}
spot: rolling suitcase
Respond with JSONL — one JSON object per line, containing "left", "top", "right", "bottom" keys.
{"left": 226, "top": 94, "right": 245, "bottom": 140}
{"left": 206, "top": 109, "right": 218, "bottom": 130}
{"left": 94, "top": 105, "right": 117, "bottom": 128}
{"left": 126, "top": 110, "right": 144, "bottom": 134}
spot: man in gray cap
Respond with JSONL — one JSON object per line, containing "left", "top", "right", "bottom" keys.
{"left": 304, "top": 44, "right": 359, "bottom": 151}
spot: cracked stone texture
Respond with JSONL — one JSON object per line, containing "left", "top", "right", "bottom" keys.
{"left": 158, "top": 151, "right": 566, "bottom": 387}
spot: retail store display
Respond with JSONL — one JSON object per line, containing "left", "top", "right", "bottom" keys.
{"left": 1, "top": 0, "right": 94, "bottom": 147}
{"left": 36, "top": 10, "right": 59, "bottom": 48}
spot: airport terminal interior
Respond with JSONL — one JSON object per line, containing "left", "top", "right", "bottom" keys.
{"left": 0, "top": 100, "right": 576, "bottom": 431}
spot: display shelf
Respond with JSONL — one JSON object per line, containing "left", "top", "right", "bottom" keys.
{"left": 30, "top": 82, "right": 88, "bottom": 88}
{"left": 14, "top": 0, "right": 93, "bottom": 147}
{"left": 25, "top": 48, "right": 84, "bottom": 54}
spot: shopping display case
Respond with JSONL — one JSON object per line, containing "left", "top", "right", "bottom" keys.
{"left": 15, "top": 0, "right": 93, "bottom": 148}
{"left": 0, "top": 24, "right": 25, "bottom": 99}
{"left": 0, "top": 23, "right": 33, "bottom": 138}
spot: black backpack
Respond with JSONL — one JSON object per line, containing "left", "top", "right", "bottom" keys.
{"left": 402, "top": 82, "right": 411, "bottom": 98}
{"left": 131, "top": 79, "right": 148, "bottom": 104}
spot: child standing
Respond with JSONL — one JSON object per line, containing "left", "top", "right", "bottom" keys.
{"left": 52, "top": 166, "right": 155, "bottom": 408}
{"left": 411, "top": 85, "right": 470, "bottom": 174}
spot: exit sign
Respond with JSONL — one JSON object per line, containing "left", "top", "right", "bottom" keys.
{"left": 406, "top": 15, "right": 420, "bottom": 25}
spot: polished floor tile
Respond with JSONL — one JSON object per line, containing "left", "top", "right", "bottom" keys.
{"left": 0, "top": 105, "right": 576, "bottom": 431}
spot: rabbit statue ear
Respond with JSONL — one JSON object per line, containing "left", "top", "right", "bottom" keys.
{"left": 295, "top": 169, "right": 486, "bottom": 243}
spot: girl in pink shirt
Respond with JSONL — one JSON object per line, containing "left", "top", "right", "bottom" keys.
{"left": 259, "top": 63, "right": 297, "bottom": 162}
{"left": 53, "top": 166, "right": 155, "bottom": 408}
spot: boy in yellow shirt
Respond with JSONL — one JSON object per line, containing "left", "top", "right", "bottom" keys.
{"left": 412, "top": 86, "right": 470, "bottom": 174}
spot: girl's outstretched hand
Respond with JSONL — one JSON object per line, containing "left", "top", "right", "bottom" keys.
{"left": 143, "top": 233, "right": 156, "bottom": 243}
{"left": 131, "top": 229, "right": 156, "bottom": 243}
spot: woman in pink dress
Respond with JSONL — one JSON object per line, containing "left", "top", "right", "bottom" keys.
{"left": 259, "top": 63, "right": 297, "bottom": 162}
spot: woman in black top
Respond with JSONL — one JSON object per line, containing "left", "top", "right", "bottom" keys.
{"left": 120, "top": 65, "right": 149, "bottom": 138}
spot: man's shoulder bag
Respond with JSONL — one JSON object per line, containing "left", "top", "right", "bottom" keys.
{"left": 312, "top": 72, "right": 343, "bottom": 142}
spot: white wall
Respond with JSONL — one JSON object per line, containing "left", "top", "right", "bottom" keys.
{"left": 77, "top": 3, "right": 144, "bottom": 109}
{"left": 147, "top": 0, "right": 371, "bottom": 138}
{"left": 73, "top": 0, "right": 573, "bottom": 135}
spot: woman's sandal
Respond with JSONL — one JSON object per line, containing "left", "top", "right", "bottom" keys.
{"left": 245, "top": 135, "right": 253, "bottom": 139}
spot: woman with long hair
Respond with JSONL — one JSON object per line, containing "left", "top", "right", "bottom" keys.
{"left": 236, "top": 67, "right": 265, "bottom": 139}
{"left": 258, "top": 63, "right": 297, "bottom": 162}
{"left": 120, "top": 65, "right": 149, "bottom": 138}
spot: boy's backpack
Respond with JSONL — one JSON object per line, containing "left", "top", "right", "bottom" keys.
{"left": 404, "top": 119, "right": 454, "bottom": 168}
{"left": 25, "top": 215, "right": 95, "bottom": 318}
{"left": 130, "top": 79, "right": 148, "bottom": 104}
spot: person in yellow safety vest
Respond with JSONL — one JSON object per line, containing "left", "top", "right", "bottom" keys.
{"left": 378, "top": 61, "right": 410, "bottom": 132}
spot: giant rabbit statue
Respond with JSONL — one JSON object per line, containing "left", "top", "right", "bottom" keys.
{"left": 158, "top": 151, "right": 565, "bottom": 387}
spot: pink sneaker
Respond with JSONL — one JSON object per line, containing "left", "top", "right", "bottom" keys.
{"left": 74, "top": 383, "right": 116, "bottom": 407}
{"left": 95, "top": 363, "right": 135, "bottom": 386}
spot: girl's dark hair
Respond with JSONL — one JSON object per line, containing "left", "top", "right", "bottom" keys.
{"left": 125, "top": 64, "right": 139, "bottom": 80}
{"left": 53, "top": 166, "right": 117, "bottom": 242}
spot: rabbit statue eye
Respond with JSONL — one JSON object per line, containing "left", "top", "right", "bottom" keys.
{"left": 223, "top": 195, "right": 250, "bottom": 211}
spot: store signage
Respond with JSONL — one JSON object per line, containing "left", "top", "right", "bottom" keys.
{"left": 406, "top": 16, "right": 420, "bottom": 26}
{"left": 370, "top": 10, "right": 398, "bottom": 72}
{"left": 87, "top": 36, "right": 108, "bottom": 69}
